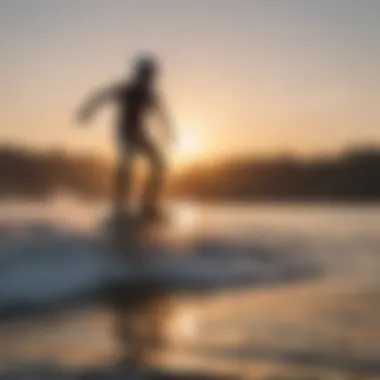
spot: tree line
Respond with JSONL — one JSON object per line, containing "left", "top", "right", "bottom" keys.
{"left": 1, "top": 145, "right": 380, "bottom": 202}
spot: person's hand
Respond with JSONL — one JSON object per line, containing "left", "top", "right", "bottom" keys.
{"left": 76, "top": 107, "right": 92, "bottom": 125}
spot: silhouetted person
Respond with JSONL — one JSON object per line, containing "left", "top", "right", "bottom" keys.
{"left": 77, "top": 55, "right": 173, "bottom": 217}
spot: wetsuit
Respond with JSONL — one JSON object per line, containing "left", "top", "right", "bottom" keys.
{"left": 114, "top": 82, "right": 165, "bottom": 211}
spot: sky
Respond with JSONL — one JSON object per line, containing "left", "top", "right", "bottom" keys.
{"left": 1, "top": 0, "right": 380, "bottom": 163}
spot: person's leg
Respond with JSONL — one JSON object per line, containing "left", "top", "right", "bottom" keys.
{"left": 140, "top": 137, "right": 166, "bottom": 212}
{"left": 113, "top": 140, "right": 134, "bottom": 212}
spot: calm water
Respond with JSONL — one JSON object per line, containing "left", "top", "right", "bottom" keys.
{"left": 0, "top": 199, "right": 379, "bottom": 379}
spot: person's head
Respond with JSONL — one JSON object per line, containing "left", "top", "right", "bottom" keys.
{"left": 132, "top": 55, "right": 159, "bottom": 87}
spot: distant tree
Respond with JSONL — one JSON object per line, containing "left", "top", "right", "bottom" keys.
{"left": 1, "top": 145, "right": 380, "bottom": 202}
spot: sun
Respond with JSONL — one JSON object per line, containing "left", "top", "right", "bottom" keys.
{"left": 173, "top": 131, "right": 201, "bottom": 165}
{"left": 178, "top": 133, "right": 198, "bottom": 156}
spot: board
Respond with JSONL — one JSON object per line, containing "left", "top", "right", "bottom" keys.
{"left": 105, "top": 206, "right": 170, "bottom": 231}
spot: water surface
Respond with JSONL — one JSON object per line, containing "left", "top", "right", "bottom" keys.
{"left": 0, "top": 199, "right": 379, "bottom": 379}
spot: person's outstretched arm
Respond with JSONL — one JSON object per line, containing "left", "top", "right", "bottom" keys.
{"left": 76, "top": 84, "right": 121, "bottom": 124}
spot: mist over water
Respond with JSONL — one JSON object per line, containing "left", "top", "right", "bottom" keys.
{"left": 0, "top": 198, "right": 379, "bottom": 378}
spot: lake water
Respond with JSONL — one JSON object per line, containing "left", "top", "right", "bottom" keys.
{"left": 0, "top": 199, "right": 379, "bottom": 379}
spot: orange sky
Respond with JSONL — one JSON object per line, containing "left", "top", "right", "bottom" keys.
{"left": 1, "top": 0, "right": 380, "bottom": 165}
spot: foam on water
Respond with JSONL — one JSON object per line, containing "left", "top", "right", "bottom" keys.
{"left": 0, "top": 198, "right": 379, "bottom": 314}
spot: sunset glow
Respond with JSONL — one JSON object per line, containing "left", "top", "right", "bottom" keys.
{"left": 168, "top": 128, "right": 204, "bottom": 168}
{"left": 1, "top": 1, "right": 380, "bottom": 159}
{"left": 176, "top": 131, "right": 201, "bottom": 162}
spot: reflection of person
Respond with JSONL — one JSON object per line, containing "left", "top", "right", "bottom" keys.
{"left": 77, "top": 55, "right": 174, "bottom": 217}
